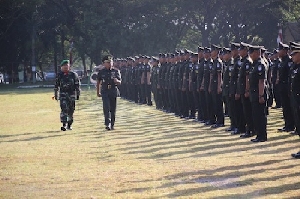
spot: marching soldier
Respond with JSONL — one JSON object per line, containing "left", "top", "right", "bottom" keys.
{"left": 54, "top": 59, "right": 80, "bottom": 131}
{"left": 96, "top": 55, "right": 122, "bottom": 130}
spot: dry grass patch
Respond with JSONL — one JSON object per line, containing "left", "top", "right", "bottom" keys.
{"left": 0, "top": 87, "right": 300, "bottom": 198}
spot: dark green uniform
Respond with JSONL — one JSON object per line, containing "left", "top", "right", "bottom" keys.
{"left": 54, "top": 70, "right": 80, "bottom": 130}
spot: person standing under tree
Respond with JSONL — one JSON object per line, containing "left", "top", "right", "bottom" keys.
{"left": 96, "top": 55, "right": 122, "bottom": 130}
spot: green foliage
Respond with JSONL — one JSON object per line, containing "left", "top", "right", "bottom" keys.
{"left": 1, "top": 0, "right": 300, "bottom": 74}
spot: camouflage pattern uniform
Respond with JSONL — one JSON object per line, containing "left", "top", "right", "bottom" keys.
{"left": 54, "top": 70, "right": 80, "bottom": 130}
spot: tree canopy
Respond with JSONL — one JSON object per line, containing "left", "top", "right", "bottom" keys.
{"left": 1, "top": 0, "right": 300, "bottom": 78}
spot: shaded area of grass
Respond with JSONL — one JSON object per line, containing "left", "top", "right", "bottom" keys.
{"left": 0, "top": 88, "right": 300, "bottom": 198}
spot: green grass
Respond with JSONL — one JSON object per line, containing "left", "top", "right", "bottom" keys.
{"left": 0, "top": 85, "right": 300, "bottom": 198}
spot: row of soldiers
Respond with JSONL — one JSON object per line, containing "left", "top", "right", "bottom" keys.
{"left": 116, "top": 41, "right": 300, "bottom": 150}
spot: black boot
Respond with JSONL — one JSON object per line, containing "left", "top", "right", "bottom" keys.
{"left": 67, "top": 122, "right": 73, "bottom": 130}
{"left": 61, "top": 123, "right": 67, "bottom": 131}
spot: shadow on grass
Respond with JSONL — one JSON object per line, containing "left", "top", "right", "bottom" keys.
{"left": 0, "top": 131, "right": 66, "bottom": 142}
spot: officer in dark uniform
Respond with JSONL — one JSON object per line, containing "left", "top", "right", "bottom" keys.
{"left": 230, "top": 42, "right": 246, "bottom": 135}
{"left": 174, "top": 51, "right": 182, "bottom": 116}
{"left": 151, "top": 57, "right": 160, "bottom": 109}
{"left": 197, "top": 46, "right": 206, "bottom": 122}
{"left": 270, "top": 49, "right": 281, "bottom": 109}
{"left": 143, "top": 56, "right": 152, "bottom": 106}
{"left": 277, "top": 42, "right": 295, "bottom": 132}
{"left": 248, "top": 45, "right": 267, "bottom": 142}
{"left": 238, "top": 42, "right": 255, "bottom": 138}
{"left": 210, "top": 44, "right": 224, "bottom": 128}
{"left": 133, "top": 56, "right": 140, "bottom": 103}
{"left": 289, "top": 44, "right": 300, "bottom": 158}
{"left": 169, "top": 53, "right": 176, "bottom": 113}
{"left": 222, "top": 48, "right": 234, "bottom": 130}
{"left": 96, "top": 55, "right": 122, "bottom": 130}
{"left": 188, "top": 52, "right": 198, "bottom": 119}
{"left": 54, "top": 59, "right": 80, "bottom": 131}
{"left": 203, "top": 47, "right": 215, "bottom": 125}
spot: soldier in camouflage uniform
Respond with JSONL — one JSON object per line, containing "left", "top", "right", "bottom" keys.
{"left": 54, "top": 60, "right": 80, "bottom": 131}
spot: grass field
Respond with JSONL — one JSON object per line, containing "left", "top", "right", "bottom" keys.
{"left": 0, "top": 85, "right": 300, "bottom": 198}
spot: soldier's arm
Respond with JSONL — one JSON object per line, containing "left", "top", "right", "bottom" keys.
{"left": 54, "top": 73, "right": 60, "bottom": 100}
{"left": 114, "top": 70, "right": 122, "bottom": 85}
{"left": 74, "top": 72, "right": 81, "bottom": 93}
{"left": 96, "top": 71, "right": 102, "bottom": 97}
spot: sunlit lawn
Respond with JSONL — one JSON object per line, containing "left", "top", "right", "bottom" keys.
{"left": 0, "top": 85, "right": 300, "bottom": 198}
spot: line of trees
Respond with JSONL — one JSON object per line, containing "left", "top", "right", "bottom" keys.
{"left": 0, "top": 0, "right": 299, "bottom": 81}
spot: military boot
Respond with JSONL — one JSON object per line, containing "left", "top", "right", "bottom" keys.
{"left": 61, "top": 123, "right": 67, "bottom": 131}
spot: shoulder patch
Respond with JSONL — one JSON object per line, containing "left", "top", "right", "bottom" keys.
{"left": 258, "top": 65, "right": 262, "bottom": 71}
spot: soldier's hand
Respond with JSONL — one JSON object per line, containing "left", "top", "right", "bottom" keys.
{"left": 217, "top": 88, "right": 222, "bottom": 94}
{"left": 244, "top": 92, "right": 249, "bottom": 98}
{"left": 113, "top": 78, "right": 119, "bottom": 84}
{"left": 259, "top": 97, "right": 265, "bottom": 104}
{"left": 76, "top": 95, "right": 80, "bottom": 100}
{"left": 97, "top": 93, "right": 101, "bottom": 97}
{"left": 235, "top": 94, "right": 240, "bottom": 100}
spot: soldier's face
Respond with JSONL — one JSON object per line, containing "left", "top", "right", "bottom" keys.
{"left": 249, "top": 50, "right": 260, "bottom": 60}
{"left": 292, "top": 52, "right": 300, "bottom": 63}
{"left": 223, "top": 53, "right": 230, "bottom": 61}
{"left": 239, "top": 49, "right": 247, "bottom": 57}
{"left": 103, "top": 60, "right": 113, "bottom": 68}
{"left": 198, "top": 52, "right": 203, "bottom": 59}
{"left": 61, "top": 64, "right": 70, "bottom": 72}
{"left": 211, "top": 50, "right": 218, "bottom": 57}
{"left": 204, "top": 53, "right": 210, "bottom": 59}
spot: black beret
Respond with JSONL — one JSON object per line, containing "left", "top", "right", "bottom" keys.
{"left": 230, "top": 42, "right": 240, "bottom": 50}
{"left": 102, "top": 55, "right": 113, "bottom": 63}
{"left": 278, "top": 42, "right": 289, "bottom": 50}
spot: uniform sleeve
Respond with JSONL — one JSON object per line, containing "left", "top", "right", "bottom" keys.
{"left": 97, "top": 70, "right": 102, "bottom": 82}
{"left": 116, "top": 70, "right": 122, "bottom": 81}
{"left": 74, "top": 72, "right": 80, "bottom": 92}
{"left": 216, "top": 61, "right": 222, "bottom": 73}
{"left": 257, "top": 64, "right": 266, "bottom": 79}
{"left": 245, "top": 62, "right": 251, "bottom": 75}
{"left": 54, "top": 73, "right": 60, "bottom": 90}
